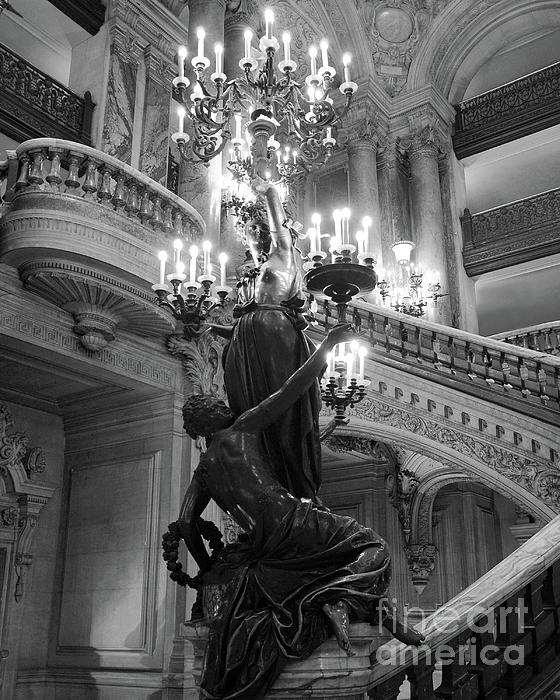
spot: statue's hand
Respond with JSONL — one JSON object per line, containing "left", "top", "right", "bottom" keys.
{"left": 250, "top": 174, "right": 281, "bottom": 194}
{"left": 327, "top": 322, "right": 358, "bottom": 346}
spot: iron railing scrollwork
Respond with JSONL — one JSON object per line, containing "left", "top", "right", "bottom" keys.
{"left": 0, "top": 42, "right": 94, "bottom": 145}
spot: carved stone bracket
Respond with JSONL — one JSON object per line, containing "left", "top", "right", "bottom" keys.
{"left": 404, "top": 542, "right": 437, "bottom": 595}
{"left": 386, "top": 465, "right": 420, "bottom": 544}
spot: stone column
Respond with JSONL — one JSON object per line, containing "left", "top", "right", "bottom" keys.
{"left": 347, "top": 127, "right": 382, "bottom": 267}
{"left": 140, "top": 47, "right": 176, "bottom": 186}
{"left": 407, "top": 125, "right": 452, "bottom": 324}
{"left": 177, "top": 0, "right": 227, "bottom": 247}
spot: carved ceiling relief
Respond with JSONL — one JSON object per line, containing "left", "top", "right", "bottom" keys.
{"left": 356, "top": 0, "right": 451, "bottom": 96}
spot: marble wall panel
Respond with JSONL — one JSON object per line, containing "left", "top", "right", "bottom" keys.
{"left": 102, "top": 49, "right": 139, "bottom": 164}
{"left": 140, "top": 77, "right": 171, "bottom": 186}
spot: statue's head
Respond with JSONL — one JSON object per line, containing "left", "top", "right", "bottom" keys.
{"left": 182, "top": 395, "right": 234, "bottom": 439}
{"left": 237, "top": 199, "right": 271, "bottom": 263}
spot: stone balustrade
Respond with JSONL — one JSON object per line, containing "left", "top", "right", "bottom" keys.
{"left": 492, "top": 321, "right": 560, "bottom": 356}
{"left": 310, "top": 297, "right": 560, "bottom": 424}
{"left": 367, "top": 512, "right": 560, "bottom": 698}
{"left": 461, "top": 187, "right": 560, "bottom": 275}
{"left": 0, "top": 138, "right": 205, "bottom": 351}
{"left": 453, "top": 61, "right": 560, "bottom": 159}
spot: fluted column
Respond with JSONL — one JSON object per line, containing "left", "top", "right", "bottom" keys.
{"left": 178, "top": 0, "right": 227, "bottom": 247}
{"left": 347, "top": 125, "right": 382, "bottom": 267}
{"left": 407, "top": 125, "right": 452, "bottom": 324}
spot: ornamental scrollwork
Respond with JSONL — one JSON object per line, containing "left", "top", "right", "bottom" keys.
{"left": 386, "top": 467, "right": 419, "bottom": 544}
{"left": 404, "top": 542, "right": 437, "bottom": 594}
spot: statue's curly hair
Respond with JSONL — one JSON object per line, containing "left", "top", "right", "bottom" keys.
{"left": 182, "top": 394, "right": 234, "bottom": 439}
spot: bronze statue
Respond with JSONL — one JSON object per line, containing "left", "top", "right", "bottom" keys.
{"left": 209, "top": 180, "right": 322, "bottom": 502}
{"left": 175, "top": 324, "right": 421, "bottom": 699}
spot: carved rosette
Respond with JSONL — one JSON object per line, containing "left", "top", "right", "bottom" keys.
{"left": 404, "top": 542, "right": 437, "bottom": 594}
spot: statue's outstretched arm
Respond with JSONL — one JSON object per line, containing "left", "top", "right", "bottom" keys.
{"left": 234, "top": 323, "right": 355, "bottom": 434}
{"left": 177, "top": 474, "right": 212, "bottom": 573}
{"left": 252, "top": 177, "right": 292, "bottom": 253}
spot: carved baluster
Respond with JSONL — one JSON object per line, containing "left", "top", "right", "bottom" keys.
{"left": 500, "top": 352, "right": 513, "bottom": 390}
{"left": 64, "top": 153, "right": 82, "bottom": 190}
{"left": 399, "top": 320, "right": 408, "bottom": 358}
{"left": 111, "top": 173, "right": 127, "bottom": 209}
{"left": 415, "top": 325, "right": 422, "bottom": 364}
{"left": 384, "top": 317, "right": 391, "bottom": 353}
{"left": 465, "top": 341, "right": 477, "bottom": 380}
{"left": 125, "top": 182, "right": 140, "bottom": 215}
{"left": 518, "top": 357, "right": 531, "bottom": 397}
{"left": 81, "top": 158, "right": 98, "bottom": 198}
{"left": 27, "top": 150, "right": 45, "bottom": 186}
{"left": 482, "top": 346, "right": 495, "bottom": 385}
{"left": 151, "top": 196, "right": 163, "bottom": 229}
{"left": 544, "top": 330, "right": 554, "bottom": 354}
{"left": 536, "top": 362, "right": 549, "bottom": 404}
{"left": 368, "top": 311, "right": 375, "bottom": 347}
{"left": 97, "top": 166, "right": 113, "bottom": 204}
{"left": 447, "top": 336, "right": 456, "bottom": 375}
{"left": 173, "top": 211, "right": 184, "bottom": 238}
{"left": 45, "top": 148, "right": 63, "bottom": 190}
{"left": 431, "top": 332, "right": 440, "bottom": 369}
{"left": 162, "top": 204, "right": 174, "bottom": 235}
{"left": 138, "top": 190, "right": 153, "bottom": 223}
{"left": 15, "top": 155, "right": 30, "bottom": 191}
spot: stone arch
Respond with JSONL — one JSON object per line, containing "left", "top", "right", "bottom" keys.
{"left": 408, "top": 0, "right": 560, "bottom": 102}
{"left": 320, "top": 415, "right": 557, "bottom": 523}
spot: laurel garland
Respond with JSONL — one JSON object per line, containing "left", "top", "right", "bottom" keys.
{"left": 161, "top": 518, "right": 225, "bottom": 589}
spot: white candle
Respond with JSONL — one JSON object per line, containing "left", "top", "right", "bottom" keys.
{"left": 333, "top": 210, "right": 342, "bottom": 246}
{"left": 264, "top": 9, "right": 274, "bottom": 39}
{"left": 292, "top": 150, "right": 298, "bottom": 165}
{"left": 173, "top": 238, "right": 183, "bottom": 269}
{"left": 244, "top": 29, "right": 252, "bottom": 59}
{"left": 355, "top": 230, "right": 365, "bottom": 255}
{"left": 202, "top": 240, "right": 211, "bottom": 275}
{"left": 177, "top": 45, "right": 187, "bottom": 79}
{"left": 196, "top": 27, "right": 205, "bottom": 58}
{"left": 362, "top": 216, "right": 371, "bottom": 251}
{"left": 177, "top": 106, "right": 186, "bottom": 133}
{"left": 342, "top": 53, "right": 351, "bottom": 83}
{"left": 282, "top": 32, "right": 291, "bottom": 62}
{"left": 341, "top": 207, "right": 350, "bottom": 245}
{"left": 326, "top": 126, "right": 332, "bottom": 140}
{"left": 158, "top": 250, "right": 167, "bottom": 285}
{"left": 189, "top": 245, "right": 198, "bottom": 282}
{"left": 234, "top": 114, "right": 242, "bottom": 140}
{"left": 350, "top": 340, "right": 358, "bottom": 378}
{"left": 309, "top": 46, "right": 317, "bottom": 75}
{"left": 358, "top": 346, "right": 367, "bottom": 380}
{"left": 276, "top": 151, "right": 281, "bottom": 164}
{"left": 311, "top": 212, "right": 321, "bottom": 250}
{"left": 215, "top": 43, "right": 223, "bottom": 74}
{"left": 330, "top": 236, "right": 337, "bottom": 263}
{"left": 320, "top": 40, "right": 328, "bottom": 68}
{"left": 307, "top": 228, "right": 317, "bottom": 251}
{"left": 219, "top": 252, "right": 228, "bottom": 286}
{"left": 346, "top": 352, "right": 354, "bottom": 384}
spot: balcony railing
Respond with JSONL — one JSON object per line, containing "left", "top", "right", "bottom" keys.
{"left": 310, "top": 297, "right": 560, "bottom": 426}
{"left": 461, "top": 187, "right": 560, "bottom": 276}
{"left": 453, "top": 62, "right": 560, "bottom": 159}
{"left": 0, "top": 42, "right": 94, "bottom": 145}
{"left": 492, "top": 321, "right": 560, "bottom": 356}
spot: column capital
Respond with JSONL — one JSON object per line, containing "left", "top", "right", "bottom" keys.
{"left": 224, "top": 0, "right": 257, "bottom": 30}
{"left": 399, "top": 123, "right": 450, "bottom": 162}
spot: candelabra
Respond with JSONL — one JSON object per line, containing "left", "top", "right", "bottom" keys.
{"left": 171, "top": 9, "right": 356, "bottom": 175}
{"left": 321, "top": 341, "right": 370, "bottom": 424}
{"left": 151, "top": 240, "right": 232, "bottom": 338}
{"left": 303, "top": 209, "right": 377, "bottom": 321}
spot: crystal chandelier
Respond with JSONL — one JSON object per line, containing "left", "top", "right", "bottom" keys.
{"left": 171, "top": 9, "right": 357, "bottom": 173}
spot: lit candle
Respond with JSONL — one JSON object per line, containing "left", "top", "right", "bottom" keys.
{"left": 173, "top": 238, "right": 183, "bottom": 269}
{"left": 309, "top": 46, "right": 317, "bottom": 75}
{"left": 342, "top": 53, "right": 351, "bottom": 83}
{"left": 355, "top": 230, "right": 365, "bottom": 255}
{"left": 326, "top": 127, "right": 332, "bottom": 140}
{"left": 320, "top": 40, "right": 328, "bottom": 68}
{"left": 215, "top": 43, "right": 223, "bottom": 74}
{"left": 189, "top": 245, "right": 198, "bottom": 283}
{"left": 330, "top": 236, "right": 337, "bottom": 263}
{"left": 292, "top": 150, "right": 298, "bottom": 165}
{"left": 264, "top": 9, "right": 274, "bottom": 39}
{"left": 219, "top": 252, "right": 228, "bottom": 286}
{"left": 196, "top": 27, "right": 205, "bottom": 58}
{"left": 276, "top": 150, "right": 281, "bottom": 165}
{"left": 341, "top": 207, "right": 350, "bottom": 245}
{"left": 177, "top": 45, "right": 187, "bottom": 79}
{"left": 177, "top": 106, "right": 186, "bottom": 133}
{"left": 362, "top": 215, "right": 371, "bottom": 251}
{"left": 333, "top": 210, "right": 342, "bottom": 246}
{"left": 202, "top": 240, "right": 211, "bottom": 275}
{"left": 158, "top": 250, "right": 167, "bottom": 285}
{"left": 234, "top": 113, "right": 242, "bottom": 140}
{"left": 358, "top": 346, "right": 367, "bottom": 380}
{"left": 346, "top": 352, "right": 354, "bottom": 384}
{"left": 307, "top": 227, "right": 317, "bottom": 251}
{"left": 244, "top": 29, "right": 252, "bottom": 59}
{"left": 311, "top": 212, "right": 321, "bottom": 250}
{"left": 350, "top": 340, "right": 358, "bottom": 379}
{"left": 282, "top": 32, "right": 291, "bottom": 62}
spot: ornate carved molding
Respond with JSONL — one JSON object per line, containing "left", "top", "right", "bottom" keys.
{"left": 386, "top": 466, "right": 420, "bottom": 544}
{"left": 404, "top": 542, "right": 437, "bottom": 595}
{"left": 454, "top": 61, "right": 560, "bottom": 159}
{"left": 0, "top": 43, "right": 94, "bottom": 145}
{"left": 351, "top": 395, "right": 560, "bottom": 513}
{"left": 461, "top": 189, "right": 560, "bottom": 276}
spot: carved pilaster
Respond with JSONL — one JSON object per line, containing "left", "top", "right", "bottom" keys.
{"left": 386, "top": 466, "right": 420, "bottom": 544}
